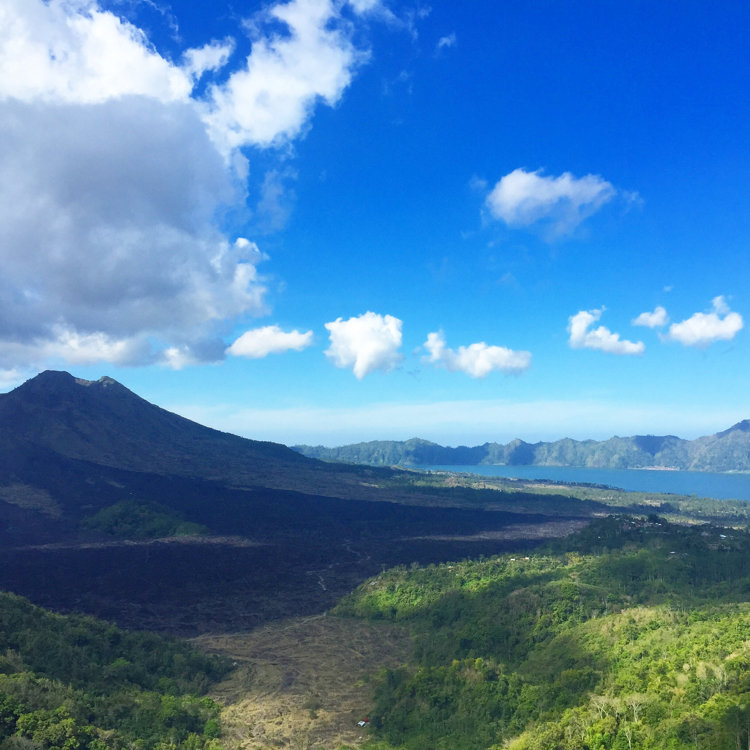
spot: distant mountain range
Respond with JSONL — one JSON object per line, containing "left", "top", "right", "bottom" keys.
{"left": 294, "top": 421, "right": 750, "bottom": 472}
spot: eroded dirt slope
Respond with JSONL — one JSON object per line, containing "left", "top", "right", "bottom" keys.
{"left": 194, "top": 615, "right": 411, "bottom": 749}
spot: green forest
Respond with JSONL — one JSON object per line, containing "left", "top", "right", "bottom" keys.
{"left": 0, "top": 593, "right": 229, "bottom": 749}
{"left": 336, "top": 516, "right": 750, "bottom": 749}
{"left": 7, "top": 510, "right": 750, "bottom": 749}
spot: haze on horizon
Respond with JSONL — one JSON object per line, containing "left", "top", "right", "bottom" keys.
{"left": 1, "top": 0, "right": 749, "bottom": 446}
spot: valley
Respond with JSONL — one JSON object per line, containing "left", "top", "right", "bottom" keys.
{"left": 195, "top": 616, "right": 411, "bottom": 749}
{"left": 0, "top": 371, "right": 600, "bottom": 634}
{"left": 3, "top": 372, "right": 750, "bottom": 749}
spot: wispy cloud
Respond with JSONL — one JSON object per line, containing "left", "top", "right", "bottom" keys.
{"left": 255, "top": 168, "right": 298, "bottom": 233}
{"left": 0, "top": 368, "right": 28, "bottom": 391}
{"left": 423, "top": 331, "right": 531, "bottom": 377}
{"left": 325, "top": 312, "right": 403, "bottom": 379}
{"left": 435, "top": 32, "right": 456, "bottom": 53}
{"left": 227, "top": 325, "right": 314, "bottom": 358}
{"left": 347, "top": 0, "right": 383, "bottom": 13}
{"left": 568, "top": 308, "right": 645, "bottom": 355}
{"left": 0, "top": 0, "right": 194, "bottom": 104}
{"left": 485, "top": 168, "right": 622, "bottom": 237}
{"left": 632, "top": 306, "right": 669, "bottom": 328}
{"left": 666, "top": 296, "right": 743, "bottom": 347}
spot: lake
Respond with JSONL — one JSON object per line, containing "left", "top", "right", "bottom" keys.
{"left": 418, "top": 465, "right": 750, "bottom": 502}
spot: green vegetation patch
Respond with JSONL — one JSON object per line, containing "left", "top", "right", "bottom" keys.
{"left": 339, "top": 516, "right": 750, "bottom": 750}
{"left": 81, "top": 500, "right": 209, "bottom": 540}
{"left": 0, "top": 591, "right": 230, "bottom": 749}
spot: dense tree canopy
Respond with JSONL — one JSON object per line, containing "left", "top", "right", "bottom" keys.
{"left": 0, "top": 593, "right": 229, "bottom": 749}
{"left": 337, "top": 517, "right": 750, "bottom": 749}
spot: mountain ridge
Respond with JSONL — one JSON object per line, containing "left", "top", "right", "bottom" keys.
{"left": 294, "top": 420, "right": 750, "bottom": 472}
{"left": 0, "top": 369, "right": 309, "bottom": 476}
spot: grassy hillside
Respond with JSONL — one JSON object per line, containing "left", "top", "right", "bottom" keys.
{"left": 335, "top": 516, "right": 750, "bottom": 749}
{"left": 0, "top": 592, "right": 230, "bottom": 749}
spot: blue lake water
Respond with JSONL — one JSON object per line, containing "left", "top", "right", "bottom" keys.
{"left": 418, "top": 465, "right": 750, "bottom": 502}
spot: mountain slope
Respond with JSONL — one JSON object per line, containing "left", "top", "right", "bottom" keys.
{"left": 0, "top": 370, "right": 398, "bottom": 546}
{"left": 0, "top": 370, "right": 414, "bottom": 508}
{"left": 295, "top": 422, "right": 750, "bottom": 471}
{"left": 0, "top": 370, "right": 310, "bottom": 482}
{"left": 0, "top": 371, "right": 596, "bottom": 633}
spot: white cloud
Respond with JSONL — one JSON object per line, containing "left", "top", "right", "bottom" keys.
{"left": 162, "top": 346, "right": 202, "bottom": 371}
{"left": 0, "top": 326, "right": 154, "bottom": 367}
{"left": 203, "top": 0, "right": 369, "bottom": 152}
{"left": 227, "top": 325, "right": 314, "bottom": 358}
{"left": 325, "top": 312, "right": 403, "bottom": 379}
{"left": 568, "top": 309, "right": 645, "bottom": 355}
{"left": 183, "top": 39, "right": 235, "bottom": 82}
{"left": 436, "top": 33, "right": 456, "bottom": 51}
{"left": 0, "top": 0, "right": 384, "bottom": 371}
{"left": 347, "top": 0, "right": 382, "bottom": 12}
{"left": 423, "top": 331, "right": 531, "bottom": 378}
{"left": 0, "top": 368, "right": 26, "bottom": 391}
{"left": 632, "top": 306, "right": 669, "bottom": 328}
{"left": 485, "top": 168, "right": 618, "bottom": 236}
{"left": 666, "top": 296, "right": 744, "bottom": 347}
{"left": 0, "top": 0, "right": 192, "bottom": 104}
{"left": 46, "top": 329, "right": 153, "bottom": 365}
{"left": 0, "top": 97, "right": 268, "bottom": 367}
{"left": 1, "top": 0, "right": 374, "bottom": 153}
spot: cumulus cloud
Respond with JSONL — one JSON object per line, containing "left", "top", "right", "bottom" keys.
{"left": 0, "top": 0, "right": 380, "bottom": 371}
{"left": 568, "top": 309, "right": 645, "bottom": 355}
{"left": 632, "top": 306, "right": 669, "bottom": 328}
{"left": 0, "top": 97, "right": 267, "bottom": 368}
{"left": 325, "top": 312, "right": 403, "bottom": 379}
{"left": 203, "top": 0, "right": 369, "bottom": 153}
{"left": 227, "top": 325, "right": 313, "bottom": 358}
{"left": 485, "top": 168, "right": 619, "bottom": 236}
{"left": 423, "top": 331, "right": 531, "bottom": 378}
{"left": 666, "top": 296, "right": 744, "bottom": 347}
{"left": 0, "top": 327, "right": 155, "bottom": 367}
{"left": 0, "top": 0, "right": 193, "bottom": 104}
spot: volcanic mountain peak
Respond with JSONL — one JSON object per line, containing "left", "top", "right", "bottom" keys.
{"left": 75, "top": 375, "right": 120, "bottom": 388}
{"left": 6, "top": 369, "right": 137, "bottom": 407}
{"left": 0, "top": 370, "right": 311, "bottom": 483}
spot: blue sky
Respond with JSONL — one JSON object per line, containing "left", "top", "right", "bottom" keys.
{"left": 1, "top": 0, "right": 749, "bottom": 446}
